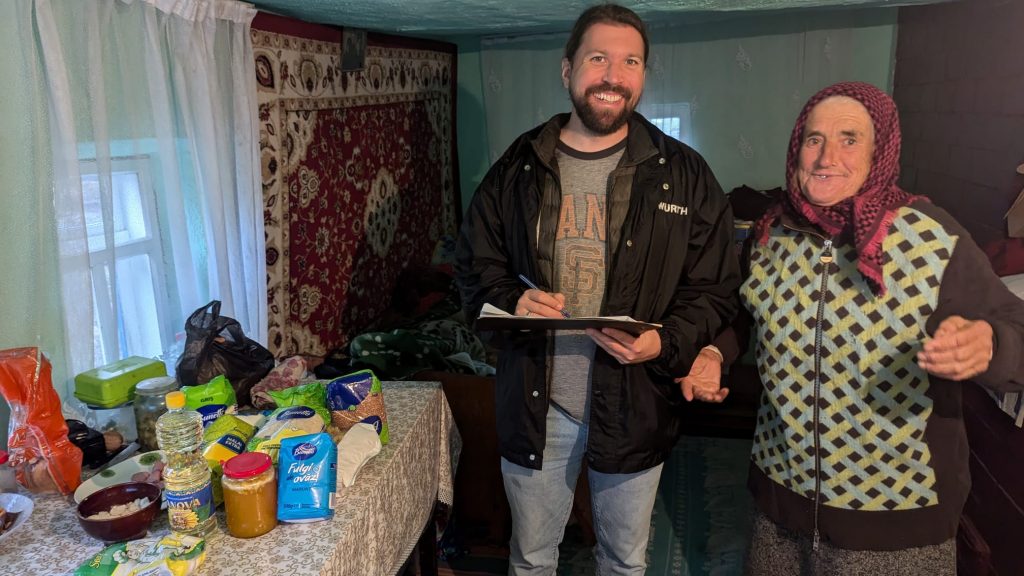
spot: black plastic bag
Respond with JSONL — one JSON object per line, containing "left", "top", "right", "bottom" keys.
{"left": 175, "top": 300, "right": 274, "bottom": 407}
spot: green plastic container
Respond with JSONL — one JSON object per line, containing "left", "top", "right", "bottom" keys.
{"left": 74, "top": 356, "right": 168, "bottom": 408}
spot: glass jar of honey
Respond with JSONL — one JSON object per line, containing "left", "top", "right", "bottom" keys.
{"left": 221, "top": 452, "right": 277, "bottom": 538}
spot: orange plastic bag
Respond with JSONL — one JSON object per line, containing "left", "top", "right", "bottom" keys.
{"left": 0, "top": 347, "right": 82, "bottom": 494}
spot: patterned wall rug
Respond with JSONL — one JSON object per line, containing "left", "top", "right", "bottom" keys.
{"left": 252, "top": 13, "right": 458, "bottom": 357}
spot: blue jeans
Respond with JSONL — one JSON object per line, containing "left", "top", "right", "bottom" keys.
{"left": 501, "top": 404, "right": 663, "bottom": 576}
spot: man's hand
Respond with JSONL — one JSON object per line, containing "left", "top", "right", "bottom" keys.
{"left": 916, "top": 315, "right": 994, "bottom": 381}
{"left": 675, "top": 347, "right": 729, "bottom": 403}
{"left": 586, "top": 327, "right": 661, "bottom": 365}
{"left": 515, "top": 289, "right": 567, "bottom": 318}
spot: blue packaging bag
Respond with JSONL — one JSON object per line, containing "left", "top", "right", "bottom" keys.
{"left": 326, "top": 369, "right": 389, "bottom": 444}
{"left": 277, "top": 432, "right": 337, "bottom": 522}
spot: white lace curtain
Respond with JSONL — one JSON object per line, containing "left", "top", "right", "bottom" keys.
{"left": 0, "top": 0, "right": 265, "bottom": 400}
{"left": 479, "top": 8, "right": 898, "bottom": 196}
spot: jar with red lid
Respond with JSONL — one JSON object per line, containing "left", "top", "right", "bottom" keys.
{"left": 221, "top": 452, "right": 277, "bottom": 538}
{"left": 0, "top": 450, "right": 17, "bottom": 493}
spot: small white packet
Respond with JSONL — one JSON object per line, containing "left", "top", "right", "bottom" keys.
{"left": 336, "top": 422, "right": 382, "bottom": 488}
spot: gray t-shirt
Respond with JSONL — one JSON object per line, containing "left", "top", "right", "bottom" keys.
{"left": 549, "top": 138, "right": 625, "bottom": 422}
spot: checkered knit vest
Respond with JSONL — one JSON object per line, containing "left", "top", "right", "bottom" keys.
{"left": 742, "top": 206, "right": 956, "bottom": 512}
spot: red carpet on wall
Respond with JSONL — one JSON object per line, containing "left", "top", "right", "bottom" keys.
{"left": 252, "top": 13, "right": 459, "bottom": 357}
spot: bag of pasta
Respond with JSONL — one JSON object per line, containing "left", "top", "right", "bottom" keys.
{"left": 182, "top": 375, "right": 237, "bottom": 428}
{"left": 247, "top": 406, "right": 325, "bottom": 465}
{"left": 326, "top": 369, "right": 389, "bottom": 444}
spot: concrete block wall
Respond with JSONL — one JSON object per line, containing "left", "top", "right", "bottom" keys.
{"left": 894, "top": 0, "right": 1024, "bottom": 244}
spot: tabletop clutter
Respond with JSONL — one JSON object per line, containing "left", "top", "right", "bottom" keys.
{"left": 0, "top": 301, "right": 391, "bottom": 576}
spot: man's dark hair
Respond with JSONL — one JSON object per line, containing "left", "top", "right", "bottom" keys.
{"left": 564, "top": 4, "right": 649, "bottom": 65}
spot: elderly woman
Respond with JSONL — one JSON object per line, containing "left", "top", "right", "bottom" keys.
{"left": 682, "top": 82, "right": 1024, "bottom": 574}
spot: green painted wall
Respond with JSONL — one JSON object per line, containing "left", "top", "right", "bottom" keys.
{"left": 451, "top": 8, "right": 898, "bottom": 212}
{"left": 454, "top": 36, "right": 490, "bottom": 216}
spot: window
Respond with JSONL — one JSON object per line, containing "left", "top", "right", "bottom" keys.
{"left": 649, "top": 116, "right": 682, "bottom": 140}
{"left": 81, "top": 157, "right": 172, "bottom": 366}
{"left": 640, "top": 102, "right": 693, "bottom": 145}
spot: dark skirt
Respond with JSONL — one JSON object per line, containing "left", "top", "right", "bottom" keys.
{"left": 745, "top": 510, "right": 956, "bottom": 576}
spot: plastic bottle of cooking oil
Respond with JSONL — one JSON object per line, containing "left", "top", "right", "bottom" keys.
{"left": 156, "top": 390, "right": 215, "bottom": 536}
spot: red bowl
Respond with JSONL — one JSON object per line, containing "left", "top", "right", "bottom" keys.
{"left": 76, "top": 481, "right": 162, "bottom": 543}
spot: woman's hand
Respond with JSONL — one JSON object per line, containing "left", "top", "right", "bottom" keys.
{"left": 917, "top": 316, "right": 994, "bottom": 381}
{"left": 675, "top": 347, "right": 729, "bottom": 403}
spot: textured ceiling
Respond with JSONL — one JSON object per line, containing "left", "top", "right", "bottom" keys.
{"left": 248, "top": 0, "right": 947, "bottom": 35}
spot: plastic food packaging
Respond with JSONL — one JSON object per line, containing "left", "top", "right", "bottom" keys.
{"left": 268, "top": 381, "right": 329, "bottom": 424}
{"left": 73, "top": 534, "right": 206, "bottom": 576}
{"left": 277, "top": 433, "right": 336, "bottom": 522}
{"left": 250, "top": 356, "right": 307, "bottom": 409}
{"left": 201, "top": 414, "right": 256, "bottom": 505}
{"left": 202, "top": 415, "right": 255, "bottom": 460}
{"left": 175, "top": 300, "right": 274, "bottom": 407}
{"left": 83, "top": 403, "right": 137, "bottom": 445}
{"left": 247, "top": 406, "right": 325, "bottom": 465}
{"left": 326, "top": 369, "right": 390, "bottom": 444}
{"left": 0, "top": 347, "right": 83, "bottom": 494}
{"left": 181, "top": 375, "right": 238, "bottom": 428}
{"left": 336, "top": 422, "right": 382, "bottom": 488}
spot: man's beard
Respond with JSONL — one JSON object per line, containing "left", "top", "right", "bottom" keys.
{"left": 569, "top": 82, "right": 636, "bottom": 135}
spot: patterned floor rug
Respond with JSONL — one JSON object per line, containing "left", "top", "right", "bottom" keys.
{"left": 439, "top": 436, "right": 755, "bottom": 576}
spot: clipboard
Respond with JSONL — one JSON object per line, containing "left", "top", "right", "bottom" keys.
{"left": 475, "top": 303, "right": 662, "bottom": 335}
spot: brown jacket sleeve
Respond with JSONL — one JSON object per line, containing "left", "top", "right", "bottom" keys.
{"left": 920, "top": 203, "right": 1024, "bottom": 392}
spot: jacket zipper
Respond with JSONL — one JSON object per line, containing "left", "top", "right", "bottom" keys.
{"left": 812, "top": 238, "right": 834, "bottom": 552}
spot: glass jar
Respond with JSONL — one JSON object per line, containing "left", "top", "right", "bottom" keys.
{"left": 133, "top": 376, "right": 178, "bottom": 452}
{"left": 222, "top": 452, "right": 277, "bottom": 538}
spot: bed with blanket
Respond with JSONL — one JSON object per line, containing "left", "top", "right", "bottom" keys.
{"left": 310, "top": 262, "right": 494, "bottom": 383}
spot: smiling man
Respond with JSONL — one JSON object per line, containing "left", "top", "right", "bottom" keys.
{"left": 455, "top": 4, "right": 741, "bottom": 575}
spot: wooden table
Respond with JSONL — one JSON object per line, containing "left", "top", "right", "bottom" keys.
{"left": 0, "top": 380, "right": 460, "bottom": 575}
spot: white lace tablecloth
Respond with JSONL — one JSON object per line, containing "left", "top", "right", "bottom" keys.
{"left": 0, "top": 380, "right": 461, "bottom": 575}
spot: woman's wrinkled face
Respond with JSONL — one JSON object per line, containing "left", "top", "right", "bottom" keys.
{"left": 796, "top": 96, "right": 876, "bottom": 207}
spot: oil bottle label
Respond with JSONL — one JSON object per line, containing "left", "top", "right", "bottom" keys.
{"left": 166, "top": 481, "right": 214, "bottom": 532}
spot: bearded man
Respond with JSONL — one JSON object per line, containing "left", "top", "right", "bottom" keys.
{"left": 455, "top": 5, "right": 740, "bottom": 574}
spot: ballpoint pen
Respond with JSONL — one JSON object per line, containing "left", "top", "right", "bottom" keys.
{"left": 517, "top": 274, "right": 571, "bottom": 318}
